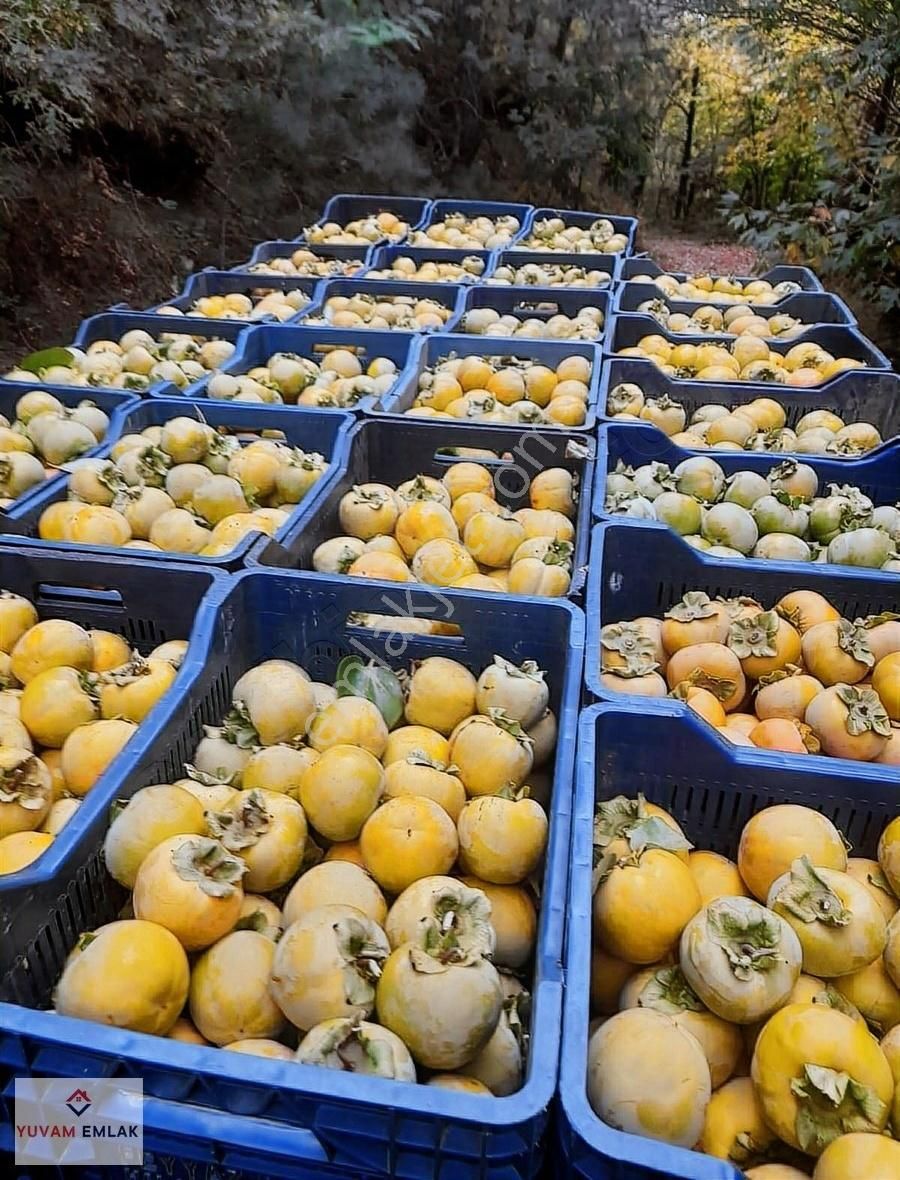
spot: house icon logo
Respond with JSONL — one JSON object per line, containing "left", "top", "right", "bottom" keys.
{"left": 64, "top": 1088, "right": 91, "bottom": 1117}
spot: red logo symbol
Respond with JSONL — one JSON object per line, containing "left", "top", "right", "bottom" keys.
{"left": 65, "top": 1089, "right": 91, "bottom": 1117}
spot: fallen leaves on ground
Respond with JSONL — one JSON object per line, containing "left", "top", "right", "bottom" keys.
{"left": 638, "top": 234, "right": 760, "bottom": 276}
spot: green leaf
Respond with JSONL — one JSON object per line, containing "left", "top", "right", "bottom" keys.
{"left": 18, "top": 347, "right": 76, "bottom": 375}
{"left": 836, "top": 620, "right": 875, "bottom": 668}
{"left": 235, "top": 910, "right": 269, "bottom": 933}
{"left": 184, "top": 763, "right": 239, "bottom": 787}
{"left": 798, "top": 1063, "right": 849, "bottom": 1106}
{"left": 773, "top": 857, "right": 850, "bottom": 927}
{"left": 729, "top": 612, "right": 781, "bottom": 659}
{"left": 707, "top": 897, "right": 784, "bottom": 981}
{"left": 109, "top": 797, "right": 129, "bottom": 822}
{"left": 600, "top": 623, "right": 658, "bottom": 663}
{"left": 206, "top": 790, "right": 270, "bottom": 851}
{"left": 665, "top": 591, "right": 717, "bottom": 622}
{"left": 856, "top": 612, "right": 900, "bottom": 629}
{"left": 221, "top": 701, "right": 261, "bottom": 749}
{"left": 813, "top": 985, "right": 862, "bottom": 1022}
{"left": 835, "top": 685, "right": 892, "bottom": 737}
{"left": 866, "top": 867, "right": 894, "bottom": 896}
{"left": 637, "top": 964, "right": 704, "bottom": 1014}
{"left": 678, "top": 669, "right": 737, "bottom": 702}
{"left": 791, "top": 1063, "right": 888, "bottom": 1155}
{"left": 628, "top": 816, "right": 693, "bottom": 857}
{"left": 335, "top": 655, "right": 404, "bottom": 729}
{"left": 171, "top": 836, "right": 246, "bottom": 897}
{"left": 593, "top": 795, "right": 644, "bottom": 849}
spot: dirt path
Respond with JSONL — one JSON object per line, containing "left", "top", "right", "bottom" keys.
{"left": 635, "top": 231, "right": 759, "bottom": 276}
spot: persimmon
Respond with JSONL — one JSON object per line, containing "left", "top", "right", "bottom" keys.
{"left": 749, "top": 718, "right": 811, "bottom": 755}
{"left": 665, "top": 643, "right": 746, "bottom": 712}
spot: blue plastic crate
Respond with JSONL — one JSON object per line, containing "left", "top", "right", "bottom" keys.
{"left": 460, "top": 286, "right": 611, "bottom": 348}
{"left": 614, "top": 286, "right": 857, "bottom": 327}
{"left": 620, "top": 255, "right": 824, "bottom": 294}
{"left": 558, "top": 699, "right": 899, "bottom": 1180}
{"left": 70, "top": 310, "right": 250, "bottom": 397}
{"left": 377, "top": 332, "right": 603, "bottom": 430}
{"left": 366, "top": 245, "right": 497, "bottom": 283}
{"left": 584, "top": 519, "right": 900, "bottom": 789}
{"left": 237, "top": 239, "right": 373, "bottom": 274}
{"left": 0, "top": 398, "right": 354, "bottom": 570}
{"left": 2, "top": 315, "right": 248, "bottom": 402}
{"left": 415, "top": 200, "right": 534, "bottom": 246}
{"left": 159, "top": 323, "right": 420, "bottom": 414}
{"left": 246, "top": 416, "right": 595, "bottom": 599}
{"left": 593, "top": 422, "right": 900, "bottom": 570}
{"left": 0, "top": 1092, "right": 332, "bottom": 1180}
{"left": 516, "top": 208, "right": 638, "bottom": 256}
{"left": 296, "top": 277, "right": 469, "bottom": 333}
{"left": 610, "top": 314, "right": 890, "bottom": 374}
{"left": 490, "top": 250, "right": 619, "bottom": 289}
{"left": 0, "top": 381, "right": 138, "bottom": 512}
{"left": 0, "top": 548, "right": 222, "bottom": 957}
{"left": 145, "top": 269, "right": 324, "bottom": 323}
{"left": 595, "top": 419, "right": 900, "bottom": 500}
{"left": 306, "top": 193, "right": 433, "bottom": 239}
{"left": 0, "top": 571, "right": 584, "bottom": 1180}
{"left": 598, "top": 358, "right": 900, "bottom": 449}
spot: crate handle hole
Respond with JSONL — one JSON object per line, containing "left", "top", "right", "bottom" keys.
{"left": 432, "top": 448, "right": 513, "bottom": 470}
{"left": 512, "top": 301, "right": 560, "bottom": 315}
{"left": 35, "top": 583, "right": 125, "bottom": 611}
{"left": 310, "top": 343, "right": 366, "bottom": 356}
{"left": 345, "top": 613, "right": 463, "bottom": 642}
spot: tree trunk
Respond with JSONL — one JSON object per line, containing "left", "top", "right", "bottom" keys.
{"left": 872, "top": 63, "right": 896, "bottom": 138}
{"left": 674, "top": 65, "right": 700, "bottom": 221}
{"left": 554, "top": 13, "right": 574, "bottom": 61}
{"left": 860, "top": 63, "right": 897, "bottom": 195}
{"left": 779, "top": 160, "right": 799, "bottom": 204}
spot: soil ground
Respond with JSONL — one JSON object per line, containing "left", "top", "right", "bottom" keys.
{"left": 636, "top": 232, "right": 759, "bottom": 276}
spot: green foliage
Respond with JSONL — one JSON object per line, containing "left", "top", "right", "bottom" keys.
{"left": 0, "top": 0, "right": 437, "bottom": 167}
{"left": 716, "top": 0, "right": 900, "bottom": 313}
{"left": 2, "top": 0, "right": 674, "bottom": 208}
{"left": 648, "top": 17, "right": 833, "bottom": 219}
{"left": 0, "top": 0, "right": 439, "bottom": 359}
{"left": 410, "top": 0, "right": 675, "bottom": 206}
{"left": 723, "top": 148, "right": 900, "bottom": 313}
